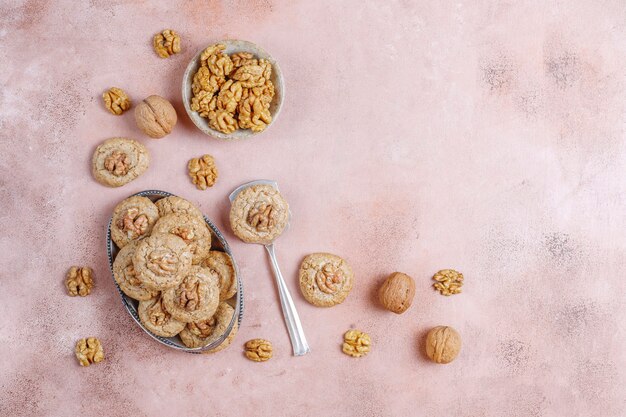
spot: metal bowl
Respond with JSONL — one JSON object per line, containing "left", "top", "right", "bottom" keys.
{"left": 181, "top": 39, "right": 285, "bottom": 140}
{"left": 106, "top": 190, "right": 243, "bottom": 353}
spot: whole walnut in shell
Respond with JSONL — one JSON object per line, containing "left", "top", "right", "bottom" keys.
{"left": 134, "top": 95, "right": 177, "bottom": 138}
{"left": 378, "top": 272, "right": 415, "bottom": 314}
{"left": 425, "top": 326, "right": 461, "bottom": 364}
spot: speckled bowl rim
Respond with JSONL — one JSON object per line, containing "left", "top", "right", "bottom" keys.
{"left": 181, "top": 39, "right": 285, "bottom": 140}
{"left": 106, "top": 190, "right": 244, "bottom": 353}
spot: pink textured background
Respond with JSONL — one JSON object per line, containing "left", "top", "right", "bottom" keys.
{"left": 1, "top": 1, "right": 625, "bottom": 416}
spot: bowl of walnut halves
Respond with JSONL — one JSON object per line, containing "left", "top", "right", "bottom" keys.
{"left": 106, "top": 190, "right": 243, "bottom": 353}
{"left": 182, "top": 40, "right": 284, "bottom": 140}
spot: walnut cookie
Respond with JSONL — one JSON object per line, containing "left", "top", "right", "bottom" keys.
{"left": 152, "top": 214, "right": 211, "bottom": 265}
{"left": 202, "top": 251, "right": 237, "bottom": 300}
{"left": 161, "top": 265, "right": 220, "bottom": 323}
{"left": 155, "top": 196, "right": 204, "bottom": 220}
{"left": 112, "top": 241, "right": 158, "bottom": 301}
{"left": 138, "top": 293, "right": 186, "bottom": 337}
{"left": 229, "top": 184, "right": 289, "bottom": 245}
{"left": 179, "top": 302, "right": 235, "bottom": 349}
{"left": 110, "top": 196, "right": 159, "bottom": 248}
{"left": 133, "top": 233, "right": 193, "bottom": 291}
{"left": 299, "top": 253, "right": 354, "bottom": 307}
{"left": 92, "top": 137, "right": 149, "bottom": 187}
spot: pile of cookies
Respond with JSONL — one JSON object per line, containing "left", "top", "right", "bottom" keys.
{"left": 110, "top": 194, "right": 238, "bottom": 352}
{"left": 190, "top": 44, "right": 276, "bottom": 134}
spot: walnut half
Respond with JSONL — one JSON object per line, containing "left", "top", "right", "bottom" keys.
{"left": 188, "top": 154, "right": 218, "bottom": 190}
{"left": 432, "top": 269, "right": 463, "bottom": 296}
{"left": 116, "top": 207, "right": 149, "bottom": 239}
{"left": 246, "top": 203, "right": 274, "bottom": 232}
{"left": 75, "top": 337, "right": 104, "bottom": 366}
{"left": 315, "top": 263, "right": 342, "bottom": 294}
{"left": 65, "top": 266, "right": 93, "bottom": 297}
{"left": 104, "top": 150, "right": 130, "bottom": 176}
{"left": 153, "top": 29, "right": 181, "bottom": 58}
{"left": 244, "top": 339, "right": 273, "bottom": 362}
{"left": 103, "top": 87, "right": 131, "bottom": 115}
{"left": 342, "top": 330, "right": 371, "bottom": 358}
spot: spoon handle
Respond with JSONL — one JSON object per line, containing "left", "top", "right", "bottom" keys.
{"left": 265, "top": 244, "right": 310, "bottom": 356}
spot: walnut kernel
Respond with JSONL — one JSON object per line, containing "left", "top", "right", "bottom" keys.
{"left": 75, "top": 337, "right": 104, "bottom": 366}
{"left": 246, "top": 203, "right": 274, "bottom": 232}
{"left": 153, "top": 29, "right": 181, "bottom": 58}
{"left": 103, "top": 87, "right": 131, "bottom": 115}
{"left": 188, "top": 154, "right": 218, "bottom": 190}
{"left": 116, "top": 207, "right": 149, "bottom": 239}
{"left": 175, "top": 276, "right": 202, "bottom": 311}
{"left": 65, "top": 266, "right": 93, "bottom": 297}
{"left": 315, "top": 263, "right": 343, "bottom": 294}
{"left": 342, "top": 329, "right": 371, "bottom": 358}
{"left": 147, "top": 249, "right": 178, "bottom": 274}
{"left": 378, "top": 272, "right": 416, "bottom": 314}
{"left": 244, "top": 339, "right": 273, "bottom": 362}
{"left": 104, "top": 150, "right": 130, "bottom": 176}
{"left": 432, "top": 269, "right": 463, "bottom": 296}
{"left": 425, "top": 326, "right": 461, "bottom": 364}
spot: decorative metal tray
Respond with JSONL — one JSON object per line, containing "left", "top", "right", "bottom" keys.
{"left": 106, "top": 190, "right": 243, "bottom": 353}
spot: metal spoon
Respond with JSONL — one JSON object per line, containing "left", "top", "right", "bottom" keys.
{"left": 229, "top": 180, "right": 310, "bottom": 356}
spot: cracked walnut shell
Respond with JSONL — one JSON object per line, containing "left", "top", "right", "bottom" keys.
{"left": 378, "top": 272, "right": 415, "bottom": 314}
{"left": 432, "top": 269, "right": 463, "bottom": 296}
{"left": 342, "top": 330, "right": 371, "bottom": 358}
{"left": 75, "top": 337, "right": 104, "bottom": 366}
{"left": 103, "top": 87, "right": 131, "bottom": 115}
{"left": 425, "top": 326, "right": 461, "bottom": 364}
{"left": 153, "top": 29, "right": 181, "bottom": 58}
{"left": 135, "top": 95, "right": 178, "bottom": 139}
{"left": 65, "top": 266, "right": 93, "bottom": 297}
{"left": 244, "top": 339, "right": 273, "bottom": 362}
{"left": 188, "top": 154, "right": 218, "bottom": 190}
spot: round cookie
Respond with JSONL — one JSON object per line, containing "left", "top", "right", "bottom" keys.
{"left": 112, "top": 241, "right": 158, "bottom": 300}
{"left": 153, "top": 214, "right": 212, "bottom": 265}
{"left": 133, "top": 233, "right": 193, "bottom": 291}
{"left": 179, "top": 302, "right": 235, "bottom": 349}
{"left": 299, "top": 252, "right": 354, "bottom": 307}
{"left": 92, "top": 137, "right": 149, "bottom": 187}
{"left": 138, "top": 294, "right": 186, "bottom": 337}
{"left": 202, "top": 251, "right": 237, "bottom": 300}
{"left": 111, "top": 196, "right": 159, "bottom": 248}
{"left": 229, "top": 184, "right": 289, "bottom": 245}
{"left": 155, "top": 196, "right": 204, "bottom": 220}
{"left": 203, "top": 320, "right": 239, "bottom": 354}
{"left": 162, "top": 266, "right": 219, "bottom": 323}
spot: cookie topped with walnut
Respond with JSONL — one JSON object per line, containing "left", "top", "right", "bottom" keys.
{"left": 111, "top": 196, "right": 159, "bottom": 248}
{"left": 299, "top": 253, "right": 354, "bottom": 307}
{"left": 229, "top": 184, "right": 289, "bottom": 245}
{"left": 92, "top": 137, "right": 149, "bottom": 187}
{"left": 152, "top": 214, "right": 212, "bottom": 265}
{"left": 133, "top": 233, "right": 193, "bottom": 291}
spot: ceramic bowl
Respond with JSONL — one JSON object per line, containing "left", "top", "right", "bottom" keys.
{"left": 181, "top": 39, "right": 284, "bottom": 140}
{"left": 106, "top": 190, "right": 243, "bottom": 353}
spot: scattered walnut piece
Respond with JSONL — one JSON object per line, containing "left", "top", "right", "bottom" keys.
{"left": 65, "top": 266, "right": 94, "bottom": 297}
{"left": 315, "top": 263, "right": 343, "bottom": 294}
{"left": 244, "top": 339, "right": 273, "bottom": 362}
{"left": 75, "top": 337, "right": 104, "bottom": 366}
{"left": 378, "top": 272, "right": 415, "bottom": 314}
{"left": 103, "top": 87, "right": 131, "bottom": 115}
{"left": 246, "top": 203, "right": 274, "bottom": 232}
{"left": 342, "top": 329, "right": 371, "bottom": 358}
{"left": 432, "top": 269, "right": 463, "bottom": 296}
{"left": 188, "top": 154, "right": 218, "bottom": 190}
{"left": 153, "top": 29, "right": 181, "bottom": 58}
